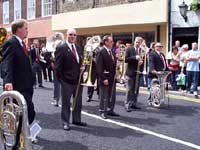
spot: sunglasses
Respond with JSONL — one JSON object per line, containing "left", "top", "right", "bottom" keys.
{"left": 69, "top": 34, "right": 76, "bottom": 36}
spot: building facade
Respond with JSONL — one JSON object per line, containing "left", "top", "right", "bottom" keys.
{"left": 53, "top": 0, "right": 169, "bottom": 51}
{"left": 0, "top": 0, "right": 58, "bottom": 46}
{"left": 170, "top": 0, "right": 200, "bottom": 49}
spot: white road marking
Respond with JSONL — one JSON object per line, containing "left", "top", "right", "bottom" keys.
{"left": 82, "top": 111, "right": 200, "bottom": 150}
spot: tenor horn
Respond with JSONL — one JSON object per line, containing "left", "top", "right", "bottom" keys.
{"left": 0, "top": 91, "right": 33, "bottom": 150}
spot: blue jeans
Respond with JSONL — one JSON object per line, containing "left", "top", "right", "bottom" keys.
{"left": 186, "top": 71, "right": 199, "bottom": 92}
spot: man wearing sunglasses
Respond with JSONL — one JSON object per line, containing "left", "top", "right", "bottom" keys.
{"left": 55, "top": 28, "right": 86, "bottom": 131}
{"left": 149, "top": 42, "right": 167, "bottom": 78}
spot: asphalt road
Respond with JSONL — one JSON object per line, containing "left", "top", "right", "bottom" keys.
{"left": 1, "top": 81, "right": 200, "bottom": 150}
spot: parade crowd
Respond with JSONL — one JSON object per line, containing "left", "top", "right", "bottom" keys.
{"left": 1, "top": 19, "right": 200, "bottom": 149}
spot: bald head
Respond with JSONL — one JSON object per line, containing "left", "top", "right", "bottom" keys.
{"left": 66, "top": 28, "right": 77, "bottom": 43}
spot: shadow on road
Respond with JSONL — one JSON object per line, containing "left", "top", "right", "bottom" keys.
{"left": 34, "top": 137, "right": 88, "bottom": 150}
{"left": 72, "top": 124, "right": 144, "bottom": 139}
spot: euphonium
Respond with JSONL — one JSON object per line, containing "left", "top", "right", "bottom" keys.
{"left": 0, "top": 91, "right": 33, "bottom": 150}
{"left": 0, "top": 28, "right": 7, "bottom": 62}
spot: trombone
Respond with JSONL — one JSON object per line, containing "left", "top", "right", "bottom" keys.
{"left": 134, "top": 46, "right": 147, "bottom": 94}
{"left": 72, "top": 36, "right": 101, "bottom": 111}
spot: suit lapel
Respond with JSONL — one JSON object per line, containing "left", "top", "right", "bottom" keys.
{"left": 64, "top": 42, "right": 78, "bottom": 63}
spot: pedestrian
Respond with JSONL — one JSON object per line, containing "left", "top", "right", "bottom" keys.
{"left": 96, "top": 35, "right": 119, "bottom": 119}
{"left": 55, "top": 28, "right": 87, "bottom": 131}
{"left": 1, "top": 19, "right": 35, "bottom": 124}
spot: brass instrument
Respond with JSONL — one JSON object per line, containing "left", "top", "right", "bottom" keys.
{"left": 0, "top": 28, "right": 7, "bottom": 62}
{"left": 0, "top": 91, "right": 33, "bottom": 150}
{"left": 72, "top": 36, "right": 101, "bottom": 111}
{"left": 46, "top": 32, "right": 64, "bottom": 58}
{"left": 116, "top": 44, "right": 126, "bottom": 84}
{"left": 148, "top": 71, "right": 171, "bottom": 107}
{"left": 135, "top": 47, "right": 146, "bottom": 94}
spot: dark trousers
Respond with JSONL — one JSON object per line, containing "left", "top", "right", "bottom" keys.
{"left": 53, "top": 71, "right": 60, "bottom": 102}
{"left": 20, "top": 90, "right": 35, "bottom": 124}
{"left": 99, "top": 82, "right": 116, "bottom": 113}
{"left": 125, "top": 76, "right": 140, "bottom": 107}
{"left": 32, "top": 62, "right": 42, "bottom": 86}
{"left": 186, "top": 71, "right": 199, "bottom": 92}
{"left": 60, "top": 80, "right": 83, "bottom": 124}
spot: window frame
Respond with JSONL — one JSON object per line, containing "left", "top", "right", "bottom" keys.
{"left": 42, "top": 0, "right": 53, "bottom": 17}
{"left": 27, "top": 0, "right": 36, "bottom": 20}
{"left": 14, "top": 0, "right": 21, "bottom": 20}
{"left": 3, "top": 1, "right": 9, "bottom": 24}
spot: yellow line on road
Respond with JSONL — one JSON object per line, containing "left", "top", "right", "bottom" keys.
{"left": 116, "top": 87, "right": 200, "bottom": 104}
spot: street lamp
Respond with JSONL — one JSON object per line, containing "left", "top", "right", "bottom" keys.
{"left": 179, "top": 0, "right": 188, "bottom": 22}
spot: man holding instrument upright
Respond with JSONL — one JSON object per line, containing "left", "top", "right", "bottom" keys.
{"left": 96, "top": 35, "right": 119, "bottom": 119}
{"left": 124, "top": 37, "right": 144, "bottom": 112}
{"left": 55, "top": 28, "right": 87, "bottom": 131}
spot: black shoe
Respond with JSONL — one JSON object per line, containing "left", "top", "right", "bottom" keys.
{"left": 195, "top": 95, "right": 198, "bottom": 99}
{"left": 72, "top": 121, "right": 87, "bottom": 126}
{"left": 63, "top": 124, "right": 70, "bottom": 131}
{"left": 86, "top": 97, "right": 91, "bottom": 102}
{"left": 131, "top": 105, "right": 141, "bottom": 110}
{"left": 100, "top": 113, "right": 107, "bottom": 119}
{"left": 39, "top": 85, "right": 45, "bottom": 88}
{"left": 107, "top": 111, "right": 120, "bottom": 117}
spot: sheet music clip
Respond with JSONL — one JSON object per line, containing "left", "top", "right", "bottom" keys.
{"left": 30, "top": 122, "right": 42, "bottom": 143}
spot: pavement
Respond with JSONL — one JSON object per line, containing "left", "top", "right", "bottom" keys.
{"left": 0, "top": 81, "right": 200, "bottom": 150}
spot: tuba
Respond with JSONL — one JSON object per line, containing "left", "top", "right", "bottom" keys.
{"left": 0, "top": 28, "right": 7, "bottom": 62}
{"left": 0, "top": 91, "right": 33, "bottom": 150}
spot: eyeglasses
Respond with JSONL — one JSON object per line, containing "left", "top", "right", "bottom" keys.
{"left": 69, "top": 34, "right": 76, "bottom": 36}
{"left": 156, "top": 46, "right": 163, "bottom": 48}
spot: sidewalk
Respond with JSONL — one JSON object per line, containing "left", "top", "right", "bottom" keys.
{"left": 116, "top": 83, "right": 200, "bottom": 99}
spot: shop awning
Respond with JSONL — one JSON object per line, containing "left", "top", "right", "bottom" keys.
{"left": 52, "top": 0, "right": 168, "bottom": 33}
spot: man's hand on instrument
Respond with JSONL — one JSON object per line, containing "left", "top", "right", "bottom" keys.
{"left": 80, "top": 66, "right": 85, "bottom": 74}
{"left": 103, "top": 79, "right": 109, "bottom": 86}
{"left": 136, "top": 55, "right": 141, "bottom": 60}
{"left": 139, "top": 60, "right": 143, "bottom": 66}
{"left": 4, "top": 83, "right": 13, "bottom": 91}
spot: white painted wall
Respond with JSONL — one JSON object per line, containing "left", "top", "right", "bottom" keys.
{"left": 171, "top": 0, "right": 200, "bottom": 47}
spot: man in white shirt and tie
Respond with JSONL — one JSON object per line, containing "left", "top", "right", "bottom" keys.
{"left": 55, "top": 28, "right": 87, "bottom": 131}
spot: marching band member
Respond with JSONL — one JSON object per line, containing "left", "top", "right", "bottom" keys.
{"left": 124, "top": 37, "right": 143, "bottom": 112}
{"left": 55, "top": 28, "right": 87, "bottom": 131}
{"left": 96, "top": 35, "right": 119, "bottom": 119}
{"left": 149, "top": 42, "right": 167, "bottom": 78}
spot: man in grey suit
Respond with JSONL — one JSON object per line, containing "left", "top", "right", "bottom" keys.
{"left": 55, "top": 28, "right": 87, "bottom": 131}
{"left": 125, "top": 37, "right": 144, "bottom": 112}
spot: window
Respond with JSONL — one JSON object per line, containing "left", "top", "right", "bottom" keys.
{"left": 14, "top": 0, "right": 21, "bottom": 20}
{"left": 27, "top": 0, "right": 36, "bottom": 20}
{"left": 134, "top": 31, "right": 155, "bottom": 47}
{"left": 3, "top": 1, "right": 9, "bottom": 24}
{"left": 42, "top": 0, "right": 52, "bottom": 17}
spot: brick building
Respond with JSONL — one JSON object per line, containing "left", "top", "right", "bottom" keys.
{"left": 53, "top": 0, "right": 169, "bottom": 50}
{"left": 0, "top": 0, "right": 58, "bottom": 46}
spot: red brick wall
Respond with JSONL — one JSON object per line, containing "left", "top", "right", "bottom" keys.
{"left": 21, "top": 0, "right": 27, "bottom": 19}
{"left": 36, "top": 0, "right": 42, "bottom": 17}
{"left": 0, "top": 2, "right": 3, "bottom": 25}
{"left": 9, "top": 0, "right": 14, "bottom": 23}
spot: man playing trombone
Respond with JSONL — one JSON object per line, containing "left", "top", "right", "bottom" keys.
{"left": 96, "top": 35, "right": 119, "bottom": 119}
{"left": 55, "top": 28, "right": 87, "bottom": 131}
{"left": 124, "top": 37, "right": 144, "bottom": 112}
